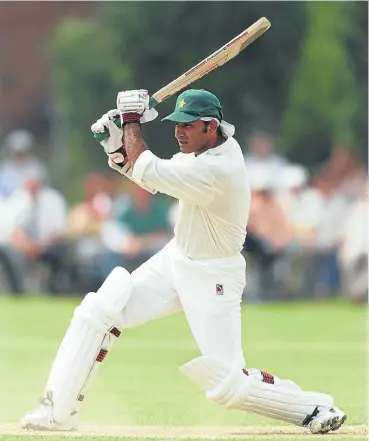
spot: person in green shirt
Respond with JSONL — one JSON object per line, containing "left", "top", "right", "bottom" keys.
{"left": 111, "top": 183, "right": 172, "bottom": 271}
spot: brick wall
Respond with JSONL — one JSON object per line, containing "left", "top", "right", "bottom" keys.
{"left": 0, "top": 1, "right": 94, "bottom": 136}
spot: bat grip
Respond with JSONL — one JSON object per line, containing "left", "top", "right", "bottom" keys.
{"left": 93, "top": 96, "right": 159, "bottom": 143}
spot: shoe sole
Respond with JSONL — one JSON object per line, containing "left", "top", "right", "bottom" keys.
{"left": 21, "top": 422, "right": 77, "bottom": 432}
{"left": 311, "top": 413, "right": 347, "bottom": 434}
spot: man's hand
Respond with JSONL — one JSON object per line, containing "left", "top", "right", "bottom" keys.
{"left": 117, "top": 89, "right": 157, "bottom": 125}
{"left": 92, "top": 110, "right": 133, "bottom": 172}
{"left": 91, "top": 109, "right": 124, "bottom": 155}
{"left": 92, "top": 104, "right": 158, "bottom": 143}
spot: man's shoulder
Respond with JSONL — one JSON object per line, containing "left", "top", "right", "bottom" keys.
{"left": 208, "top": 138, "right": 245, "bottom": 166}
{"left": 171, "top": 152, "right": 193, "bottom": 163}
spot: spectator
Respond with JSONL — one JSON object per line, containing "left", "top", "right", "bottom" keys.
{"left": 277, "top": 164, "right": 324, "bottom": 246}
{"left": 2, "top": 174, "right": 68, "bottom": 294}
{"left": 0, "top": 129, "right": 49, "bottom": 198}
{"left": 0, "top": 195, "right": 21, "bottom": 293}
{"left": 278, "top": 164, "right": 309, "bottom": 215}
{"left": 104, "top": 184, "right": 172, "bottom": 273}
{"left": 245, "top": 166, "right": 293, "bottom": 300}
{"left": 321, "top": 146, "right": 367, "bottom": 203}
{"left": 248, "top": 167, "right": 293, "bottom": 252}
{"left": 300, "top": 174, "right": 349, "bottom": 298}
{"left": 66, "top": 173, "right": 114, "bottom": 289}
{"left": 0, "top": 195, "right": 14, "bottom": 243}
{"left": 338, "top": 181, "right": 368, "bottom": 303}
{"left": 244, "top": 131, "right": 288, "bottom": 181}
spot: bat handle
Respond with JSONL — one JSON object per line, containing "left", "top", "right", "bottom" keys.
{"left": 94, "top": 96, "right": 160, "bottom": 143}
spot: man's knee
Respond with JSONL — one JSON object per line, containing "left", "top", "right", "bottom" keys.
{"left": 179, "top": 356, "right": 245, "bottom": 406}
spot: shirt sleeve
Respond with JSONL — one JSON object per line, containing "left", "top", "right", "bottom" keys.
{"left": 123, "top": 166, "right": 157, "bottom": 195}
{"left": 132, "top": 150, "right": 220, "bottom": 206}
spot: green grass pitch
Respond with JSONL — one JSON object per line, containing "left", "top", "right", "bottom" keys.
{"left": 0, "top": 297, "right": 367, "bottom": 441}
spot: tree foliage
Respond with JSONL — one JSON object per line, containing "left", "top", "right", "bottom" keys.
{"left": 280, "top": 2, "right": 367, "bottom": 165}
{"left": 49, "top": 1, "right": 367, "bottom": 192}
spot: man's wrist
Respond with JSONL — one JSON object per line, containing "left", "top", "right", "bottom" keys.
{"left": 121, "top": 112, "right": 141, "bottom": 124}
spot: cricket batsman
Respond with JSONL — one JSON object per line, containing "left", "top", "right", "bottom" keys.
{"left": 21, "top": 89, "right": 346, "bottom": 434}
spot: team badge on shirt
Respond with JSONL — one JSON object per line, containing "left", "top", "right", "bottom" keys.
{"left": 216, "top": 284, "right": 224, "bottom": 295}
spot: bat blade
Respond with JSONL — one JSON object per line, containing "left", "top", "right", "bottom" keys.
{"left": 95, "top": 17, "right": 271, "bottom": 142}
{"left": 150, "top": 17, "right": 271, "bottom": 106}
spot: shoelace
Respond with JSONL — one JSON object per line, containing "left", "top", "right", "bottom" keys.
{"left": 39, "top": 391, "right": 54, "bottom": 428}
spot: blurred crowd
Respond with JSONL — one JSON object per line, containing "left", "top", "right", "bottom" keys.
{"left": 0, "top": 129, "right": 173, "bottom": 295}
{"left": 0, "top": 129, "right": 367, "bottom": 303}
{"left": 242, "top": 132, "right": 368, "bottom": 303}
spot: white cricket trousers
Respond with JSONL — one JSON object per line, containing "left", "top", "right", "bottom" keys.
{"left": 121, "top": 239, "right": 246, "bottom": 368}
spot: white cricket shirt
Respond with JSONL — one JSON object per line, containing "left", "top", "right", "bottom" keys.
{"left": 132, "top": 137, "right": 251, "bottom": 259}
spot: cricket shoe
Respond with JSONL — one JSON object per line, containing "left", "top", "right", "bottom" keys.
{"left": 20, "top": 393, "right": 78, "bottom": 431}
{"left": 305, "top": 406, "right": 347, "bottom": 434}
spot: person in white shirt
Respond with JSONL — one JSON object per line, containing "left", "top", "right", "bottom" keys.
{"left": 3, "top": 175, "right": 68, "bottom": 294}
{"left": 338, "top": 181, "right": 368, "bottom": 302}
{"left": 0, "top": 129, "right": 49, "bottom": 198}
{"left": 244, "top": 131, "right": 288, "bottom": 180}
{"left": 21, "top": 89, "right": 345, "bottom": 434}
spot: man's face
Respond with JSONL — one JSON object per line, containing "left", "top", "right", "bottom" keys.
{"left": 174, "top": 120, "right": 216, "bottom": 155}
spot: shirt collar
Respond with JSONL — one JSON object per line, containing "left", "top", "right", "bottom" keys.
{"left": 205, "top": 137, "right": 233, "bottom": 156}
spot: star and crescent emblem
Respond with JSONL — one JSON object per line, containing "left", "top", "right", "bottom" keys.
{"left": 178, "top": 99, "right": 186, "bottom": 109}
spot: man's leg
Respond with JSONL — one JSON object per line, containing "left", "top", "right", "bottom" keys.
{"left": 174, "top": 252, "right": 346, "bottom": 434}
{"left": 181, "top": 357, "right": 346, "bottom": 434}
{"left": 21, "top": 244, "right": 181, "bottom": 431}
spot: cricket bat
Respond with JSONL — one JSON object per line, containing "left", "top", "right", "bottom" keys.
{"left": 95, "top": 17, "right": 271, "bottom": 141}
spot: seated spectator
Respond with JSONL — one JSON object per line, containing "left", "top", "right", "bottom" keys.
{"left": 0, "top": 196, "right": 21, "bottom": 293}
{"left": 0, "top": 130, "right": 49, "bottom": 198}
{"left": 245, "top": 167, "right": 293, "bottom": 300}
{"left": 244, "top": 131, "right": 288, "bottom": 180}
{"left": 2, "top": 174, "right": 68, "bottom": 294}
{"left": 248, "top": 167, "right": 293, "bottom": 252}
{"left": 0, "top": 195, "right": 14, "bottom": 243}
{"left": 338, "top": 181, "right": 368, "bottom": 303}
{"left": 104, "top": 184, "right": 172, "bottom": 273}
{"left": 277, "top": 164, "right": 324, "bottom": 246}
{"left": 300, "top": 174, "right": 349, "bottom": 298}
{"left": 322, "top": 146, "right": 367, "bottom": 203}
{"left": 66, "top": 173, "right": 114, "bottom": 289}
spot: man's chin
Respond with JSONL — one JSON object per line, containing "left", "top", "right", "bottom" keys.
{"left": 179, "top": 144, "right": 191, "bottom": 153}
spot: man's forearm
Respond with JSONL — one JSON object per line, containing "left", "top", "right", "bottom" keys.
{"left": 123, "top": 123, "right": 148, "bottom": 168}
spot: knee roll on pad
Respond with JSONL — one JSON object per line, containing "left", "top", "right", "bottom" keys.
{"left": 76, "top": 266, "right": 133, "bottom": 332}
{"left": 94, "top": 266, "right": 133, "bottom": 318}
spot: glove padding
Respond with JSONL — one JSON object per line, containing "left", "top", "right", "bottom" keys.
{"left": 91, "top": 110, "right": 124, "bottom": 155}
{"left": 92, "top": 105, "right": 158, "bottom": 143}
{"left": 116, "top": 89, "right": 151, "bottom": 116}
{"left": 91, "top": 109, "right": 156, "bottom": 194}
{"left": 91, "top": 110, "right": 130, "bottom": 173}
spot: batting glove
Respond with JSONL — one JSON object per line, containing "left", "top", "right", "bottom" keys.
{"left": 117, "top": 89, "right": 157, "bottom": 124}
